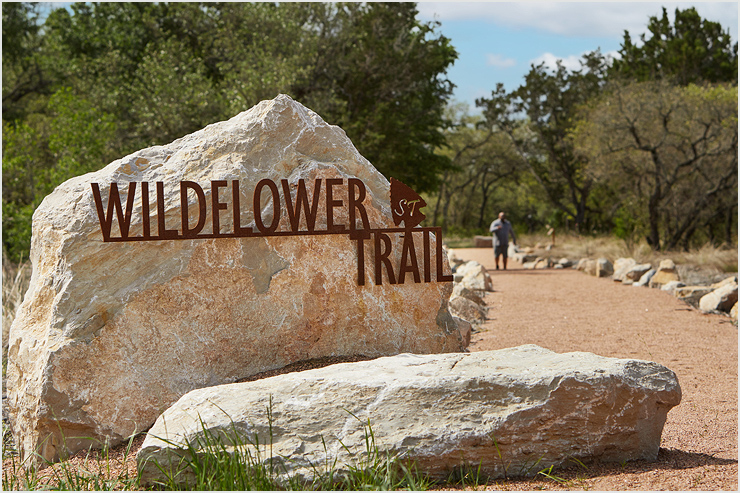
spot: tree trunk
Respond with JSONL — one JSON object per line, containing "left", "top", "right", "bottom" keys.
{"left": 647, "top": 190, "right": 662, "bottom": 249}
{"left": 726, "top": 204, "right": 736, "bottom": 247}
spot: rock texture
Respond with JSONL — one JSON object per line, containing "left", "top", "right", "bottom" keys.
{"left": 576, "top": 258, "right": 591, "bottom": 272}
{"left": 634, "top": 268, "right": 656, "bottom": 287}
{"left": 712, "top": 275, "right": 738, "bottom": 290}
{"left": 674, "top": 286, "right": 714, "bottom": 307}
{"left": 452, "top": 283, "right": 485, "bottom": 306}
{"left": 557, "top": 258, "right": 573, "bottom": 268}
{"left": 451, "top": 317, "right": 472, "bottom": 347}
{"left": 612, "top": 258, "right": 637, "bottom": 282}
{"left": 595, "top": 258, "right": 614, "bottom": 278}
{"left": 649, "top": 259, "right": 680, "bottom": 288}
{"left": 699, "top": 282, "right": 739, "bottom": 313}
{"left": 7, "top": 95, "right": 462, "bottom": 464}
{"left": 661, "top": 280, "right": 685, "bottom": 293}
{"left": 625, "top": 263, "right": 653, "bottom": 282}
{"left": 448, "top": 296, "right": 487, "bottom": 325}
{"left": 455, "top": 261, "right": 493, "bottom": 292}
{"left": 137, "top": 345, "right": 681, "bottom": 487}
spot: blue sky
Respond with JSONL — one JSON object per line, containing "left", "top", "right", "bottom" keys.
{"left": 416, "top": 2, "right": 739, "bottom": 110}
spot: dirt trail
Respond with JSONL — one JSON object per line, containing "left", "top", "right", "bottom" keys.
{"left": 455, "top": 248, "right": 738, "bottom": 490}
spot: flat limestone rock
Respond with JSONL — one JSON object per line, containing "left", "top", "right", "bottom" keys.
{"left": 448, "top": 296, "right": 487, "bottom": 325}
{"left": 612, "top": 258, "right": 637, "bottom": 282}
{"left": 7, "top": 95, "right": 462, "bottom": 464}
{"left": 699, "top": 282, "right": 739, "bottom": 313}
{"left": 649, "top": 259, "right": 680, "bottom": 288}
{"left": 674, "top": 286, "right": 714, "bottom": 307}
{"left": 137, "top": 345, "right": 681, "bottom": 487}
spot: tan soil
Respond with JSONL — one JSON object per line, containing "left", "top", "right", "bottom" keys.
{"left": 453, "top": 248, "right": 738, "bottom": 490}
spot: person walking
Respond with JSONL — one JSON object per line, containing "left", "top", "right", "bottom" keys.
{"left": 489, "top": 211, "right": 516, "bottom": 270}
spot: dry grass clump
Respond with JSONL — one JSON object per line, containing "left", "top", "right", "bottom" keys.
{"left": 2, "top": 254, "right": 31, "bottom": 354}
{"left": 516, "top": 233, "right": 737, "bottom": 278}
{"left": 2, "top": 434, "right": 144, "bottom": 490}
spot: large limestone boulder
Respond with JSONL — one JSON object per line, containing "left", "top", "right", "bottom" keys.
{"left": 7, "top": 95, "right": 462, "bottom": 465}
{"left": 595, "top": 258, "right": 614, "bottom": 277}
{"left": 455, "top": 261, "right": 493, "bottom": 292}
{"left": 649, "top": 259, "right": 680, "bottom": 288}
{"left": 137, "top": 345, "right": 681, "bottom": 487}
{"left": 699, "top": 282, "right": 739, "bottom": 313}
{"left": 612, "top": 258, "right": 637, "bottom": 282}
{"left": 674, "top": 286, "right": 714, "bottom": 307}
{"left": 634, "top": 268, "right": 656, "bottom": 287}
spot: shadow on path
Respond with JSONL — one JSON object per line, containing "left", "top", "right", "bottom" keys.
{"left": 551, "top": 447, "right": 737, "bottom": 481}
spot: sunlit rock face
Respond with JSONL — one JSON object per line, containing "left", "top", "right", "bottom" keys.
{"left": 137, "top": 345, "right": 681, "bottom": 487}
{"left": 7, "top": 94, "right": 462, "bottom": 465}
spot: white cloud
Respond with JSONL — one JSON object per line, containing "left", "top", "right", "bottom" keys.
{"left": 417, "top": 2, "right": 738, "bottom": 42}
{"left": 486, "top": 53, "right": 517, "bottom": 68}
{"left": 530, "top": 52, "right": 583, "bottom": 72}
{"left": 604, "top": 50, "right": 621, "bottom": 63}
{"left": 529, "top": 49, "right": 622, "bottom": 72}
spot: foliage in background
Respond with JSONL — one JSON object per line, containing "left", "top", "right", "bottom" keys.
{"left": 2, "top": 4, "right": 737, "bottom": 260}
{"left": 611, "top": 6, "right": 738, "bottom": 86}
{"left": 2, "top": 2, "right": 455, "bottom": 260}
{"left": 435, "top": 6, "right": 736, "bottom": 250}
{"left": 572, "top": 81, "right": 737, "bottom": 250}
{"left": 427, "top": 104, "right": 523, "bottom": 235}
{"left": 476, "top": 51, "right": 609, "bottom": 233}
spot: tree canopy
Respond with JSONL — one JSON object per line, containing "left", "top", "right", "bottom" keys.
{"left": 611, "top": 6, "right": 738, "bottom": 85}
{"left": 476, "top": 51, "right": 609, "bottom": 232}
{"left": 2, "top": 2, "right": 456, "bottom": 260}
{"left": 3, "top": 3, "right": 737, "bottom": 259}
{"left": 572, "top": 81, "right": 737, "bottom": 249}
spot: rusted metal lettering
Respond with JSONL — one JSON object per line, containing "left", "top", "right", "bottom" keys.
{"left": 90, "top": 177, "right": 452, "bottom": 286}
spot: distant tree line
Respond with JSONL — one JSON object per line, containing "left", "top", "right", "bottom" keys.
{"left": 2, "top": 4, "right": 737, "bottom": 261}
{"left": 435, "top": 7, "right": 737, "bottom": 251}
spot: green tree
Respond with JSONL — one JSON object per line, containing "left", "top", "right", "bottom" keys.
{"left": 611, "top": 6, "right": 738, "bottom": 86}
{"left": 2, "top": 2, "right": 51, "bottom": 122}
{"left": 429, "top": 104, "right": 522, "bottom": 234}
{"left": 2, "top": 88, "right": 118, "bottom": 260}
{"left": 572, "top": 81, "right": 737, "bottom": 250}
{"left": 2, "top": 2, "right": 458, "bottom": 259}
{"left": 477, "top": 51, "right": 608, "bottom": 231}
{"left": 294, "top": 2, "right": 457, "bottom": 193}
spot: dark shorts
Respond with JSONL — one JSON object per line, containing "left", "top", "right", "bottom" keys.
{"left": 494, "top": 244, "right": 508, "bottom": 258}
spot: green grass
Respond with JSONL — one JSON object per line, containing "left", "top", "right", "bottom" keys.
{"left": 4, "top": 412, "right": 437, "bottom": 491}
{"left": 135, "top": 403, "right": 436, "bottom": 491}
{"left": 2, "top": 433, "right": 140, "bottom": 491}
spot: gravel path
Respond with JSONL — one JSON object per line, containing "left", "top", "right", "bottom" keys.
{"left": 456, "top": 248, "right": 738, "bottom": 490}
